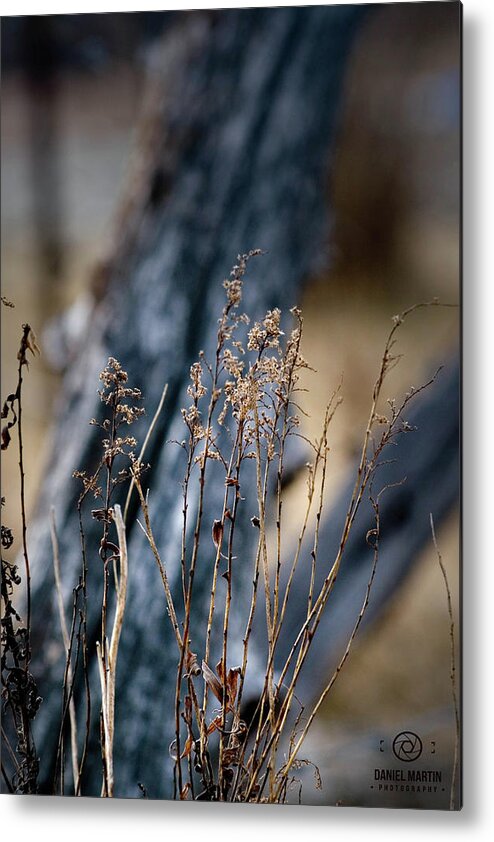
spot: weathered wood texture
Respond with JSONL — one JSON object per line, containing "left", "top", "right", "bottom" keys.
{"left": 25, "top": 6, "right": 459, "bottom": 799}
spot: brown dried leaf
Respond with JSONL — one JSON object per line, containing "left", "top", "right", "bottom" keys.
{"left": 215, "top": 659, "right": 225, "bottom": 684}
{"left": 206, "top": 714, "right": 223, "bottom": 736}
{"left": 1, "top": 395, "right": 18, "bottom": 451}
{"left": 1, "top": 425, "right": 11, "bottom": 451}
{"left": 314, "top": 765, "right": 322, "bottom": 790}
{"left": 26, "top": 327, "right": 40, "bottom": 357}
{"left": 184, "top": 649, "right": 201, "bottom": 677}
{"left": 183, "top": 694, "right": 192, "bottom": 722}
{"left": 180, "top": 734, "right": 194, "bottom": 759}
{"left": 202, "top": 660, "right": 223, "bottom": 703}
{"left": 226, "top": 666, "right": 241, "bottom": 709}
{"left": 222, "top": 747, "right": 240, "bottom": 767}
{"left": 180, "top": 783, "right": 191, "bottom": 800}
{"left": 213, "top": 662, "right": 241, "bottom": 711}
{"left": 211, "top": 518, "right": 224, "bottom": 549}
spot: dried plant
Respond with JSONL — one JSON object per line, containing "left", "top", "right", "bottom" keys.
{"left": 1, "top": 258, "right": 451, "bottom": 804}
{"left": 125, "top": 253, "right": 442, "bottom": 803}
{"left": 67, "top": 358, "right": 144, "bottom": 797}
{"left": 1, "top": 317, "right": 42, "bottom": 794}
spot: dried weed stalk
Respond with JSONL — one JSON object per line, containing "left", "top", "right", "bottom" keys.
{"left": 1, "top": 261, "right": 452, "bottom": 804}
{"left": 128, "top": 253, "right": 441, "bottom": 803}
{"left": 1, "top": 317, "right": 41, "bottom": 793}
{"left": 70, "top": 358, "right": 144, "bottom": 797}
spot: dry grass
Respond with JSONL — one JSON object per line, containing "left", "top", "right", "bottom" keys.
{"left": 1, "top": 259, "right": 455, "bottom": 803}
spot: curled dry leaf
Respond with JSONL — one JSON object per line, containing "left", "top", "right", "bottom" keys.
{"left": 184, "top": 649, "right": 201, "bottom": 677}
{"left": 1, "top": 394, "right": 18, "bottom": 452}
{"left": 366, "top": 528, "right": 378, "bottom": 548}
{"left": 1, "top": 426, "right": 11, "bottom": 451}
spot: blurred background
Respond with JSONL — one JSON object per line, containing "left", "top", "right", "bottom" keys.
{"left": 1, "top": 3, "right": 460, "bottom": 807}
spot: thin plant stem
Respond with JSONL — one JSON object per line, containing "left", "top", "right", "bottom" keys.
{"left": 123, "top": 383, "right": 168, "bottom": 524}
{"left": 430, "top": 512, "right": 460, "bottom": 811}
{"left": 75, "top": 501, "right": 91, "bottom": 795}
{"left": 50, "top": 508, "right": 80, "bottom": 794}
{"left": 134, "top": 479, "right": 182, "bottom": 650}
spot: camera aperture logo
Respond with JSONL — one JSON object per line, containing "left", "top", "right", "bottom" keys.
{"left": 370, "top": 730, "right": 446, "bottom": 798}
{"left": 392, "top": 731, "right": 423, "bottom": 762}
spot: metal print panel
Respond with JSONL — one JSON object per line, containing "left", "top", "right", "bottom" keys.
{"left": 1, "top": 1, "right": 461, "bottom": 809}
